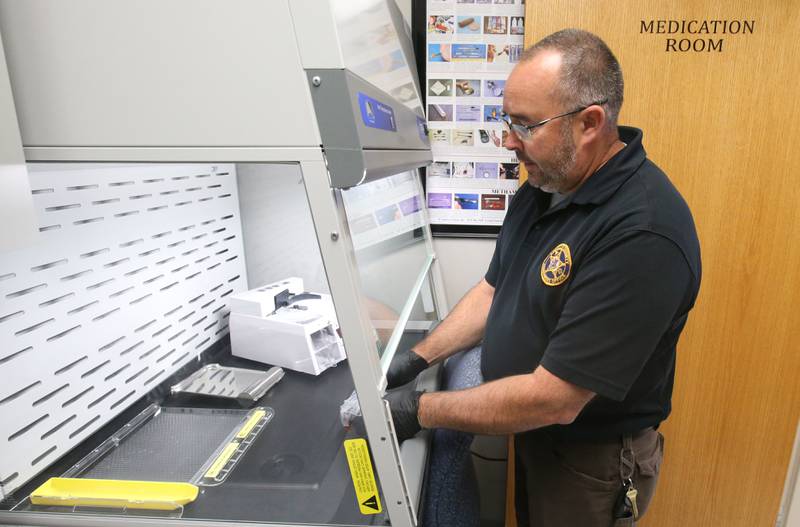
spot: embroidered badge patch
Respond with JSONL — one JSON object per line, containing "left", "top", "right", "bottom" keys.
{"left": 540, "top": 243, "right": 572, "bottom": 286}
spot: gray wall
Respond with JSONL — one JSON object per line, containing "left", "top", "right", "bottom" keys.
{"left": 433, "top": 238, "right": 495, "bottom": 307}
{"left": 237, "top": 163, "right": 331, "bottom": 294}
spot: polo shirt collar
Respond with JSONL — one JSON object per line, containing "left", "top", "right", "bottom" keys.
{"left": 569, "top": 126, "right": 647, "bottom": 206}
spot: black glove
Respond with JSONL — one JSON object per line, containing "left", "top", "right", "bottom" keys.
{"left": 384, "top": 389, "right": 424, "bottom": 442}
{"left": 386, "top": 349, "right": 429, "bottom": 389}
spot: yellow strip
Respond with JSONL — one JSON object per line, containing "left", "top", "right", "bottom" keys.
{"left": 205, "top": 442, "right": 239, "bottom": 479}
{"left": 30, "top": 478, "right": 199, "bottom": 511}
{"left": 236, "top": 410, "right": 266, "bottom": 439}
{"left": 344, "top": 438, "right": 382, "bottom": 515}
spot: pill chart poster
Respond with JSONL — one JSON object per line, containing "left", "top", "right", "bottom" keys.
{"left": 425, "top": 0, "right": 525, "bottom": 230}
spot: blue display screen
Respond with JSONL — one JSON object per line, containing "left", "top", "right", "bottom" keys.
{"left": 358, "top": 92, "right": 397, "bottom": 132}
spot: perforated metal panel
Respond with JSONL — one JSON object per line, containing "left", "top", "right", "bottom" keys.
{"left": 0, "top": 163, "right": 247, "bottom": 497}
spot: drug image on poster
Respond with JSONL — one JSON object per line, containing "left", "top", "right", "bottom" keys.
{"left": 451, "top": 43, "right": 487, "bottom": 61}
{"left": 429, "top": 161, "right": 452, "bottom": 178}
{"left": 477, "top": 128, "right": 495, "bottom": 146}
{"left": 455, "top": 79, "right": 481, "bottom": 97}
{"left": 429, "top": 128, "right": 451, "bottom": 144}
{"left": 476, "top": 128, "right": 502, "bottom": 147}
{"left": 484, "top": 16, "right": 508, "bottom": 35}
{"left": 509, "top": 44, "right": 522, "bottom": 62}
{"left": 428, "top": 104, "right": 453, "bottom": 121}
{"left": 453, "top": 162, "right": 475, "bottom": 178}
{"left": 456, "top": 105, "right": 482, "bottom": 122}
{"left": 510, "top": 17, "right": 525, "bottom": 35}
{"left": 475, "top": 162, "right": 499, "bottom": 179}
{"left": 429, "top": 43, "right": 452, "bottom": 62}
{"left": 454, "top": 194, "right": 480, "bottom": 210}
{"left": 484, "top": 79, "right": 506, "bottom": 97}
{"left": 500, "top": 163, "right": 520, "bottom": 179}
{"left": 487, "top": 44, "right": 511, "bottom": 64}
{"left": 481, "top": 194, "right": 507, "bottom": 210}
{"left": 428, "top": 14, "right": 455, "bottom": 34}
{"left": 429, "top": 78, "right": 454, "bottom": 97}
{"left": 484, "top": 105, "right": 503, "bottom": 122}
{"left": 457, "top": 16, "right": 481, "bottom": 35}
{"left": 428, "top": 193, "right": 453, "bottom": 209}
{"left": 452, "top": 129, "right": 475, "bottom": 146}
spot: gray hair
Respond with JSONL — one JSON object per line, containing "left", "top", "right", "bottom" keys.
{"left": 521, "top": 29, "right": 624, "bottom": 129}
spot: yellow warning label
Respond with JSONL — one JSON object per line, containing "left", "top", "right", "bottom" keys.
{"left": 344, "top": 438, "right": 382, "bottom": 515}
{"left": 236, "top": 410, "right": 265, "bottom": 439}
{"left": 205, "top": 442, "right": 238, "bottom": 479}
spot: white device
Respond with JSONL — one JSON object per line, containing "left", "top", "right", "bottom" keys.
{"left": 228, "top": 277, "right": 304, "bottom": 318}
{"left": 229, "top": 278, "right": 346, "bottom": 375}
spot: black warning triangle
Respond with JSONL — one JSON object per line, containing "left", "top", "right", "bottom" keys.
{"left": 361, "top": 495, "right": 379, "bottom": 511}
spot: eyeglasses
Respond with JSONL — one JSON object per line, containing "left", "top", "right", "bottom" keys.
{"left": 501, "top": 99, "right": 608, "bottom": 141}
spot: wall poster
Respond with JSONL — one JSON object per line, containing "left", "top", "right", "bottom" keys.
{"left": 423, "top": 0, "right": 526, "bottom": 236}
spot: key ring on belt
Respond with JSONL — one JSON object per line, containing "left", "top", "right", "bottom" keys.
{"left": 619, "top": 434, "right": 635, "bottom": 483}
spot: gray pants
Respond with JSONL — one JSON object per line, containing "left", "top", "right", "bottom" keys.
{"left": 514, "top": 427, "right": 664, "bottom": 527}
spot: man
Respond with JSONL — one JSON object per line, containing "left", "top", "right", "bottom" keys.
{"left": 387, "top": 29, "right": 701, "bottom": 526}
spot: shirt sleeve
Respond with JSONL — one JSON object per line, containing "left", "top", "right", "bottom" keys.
{"left": 539, "top": 231, "right": 695, "bottom": 401}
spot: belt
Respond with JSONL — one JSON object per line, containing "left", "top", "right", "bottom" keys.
{"left": 535, "top": 425, "right": 656, "bottom": 445}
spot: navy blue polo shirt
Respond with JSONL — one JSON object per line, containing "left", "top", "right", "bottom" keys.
{"left": 483, "top": 126, "right": 701, "bottom": 440}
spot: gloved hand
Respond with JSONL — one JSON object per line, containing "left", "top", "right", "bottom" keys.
{"left": 384, "top": 389, "right": 424, "bottom": 442}
{"left": 386, "top": 349, "right": 429, "bottom": 389}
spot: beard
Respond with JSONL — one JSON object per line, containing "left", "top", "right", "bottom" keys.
{"left": 526, "top": 120, "right": 576, "bottom": 193}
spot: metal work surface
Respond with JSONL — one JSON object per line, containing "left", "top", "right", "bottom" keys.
{"left": 1, "top": 348, "right": 377, "bottom": 524}
{"left": 168, "top": 352, "right": 384, "bottom": 524}
{"left": 1, "top": 334, "right": 430, "bottom": 526}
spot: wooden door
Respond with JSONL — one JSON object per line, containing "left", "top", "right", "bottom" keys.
{"left": 519, "top": 2, "right": 800, "bottom": 525}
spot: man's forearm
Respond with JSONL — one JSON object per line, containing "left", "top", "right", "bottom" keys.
{"left": 417, "top": 366, "right": 595, "bottom": 435}
{"left": 413, "top": 279, "right": 494, "bottom": 365}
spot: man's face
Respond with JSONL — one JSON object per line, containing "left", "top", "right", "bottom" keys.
{"left": 502, "top": 52, "right": 578, "bottom": 193}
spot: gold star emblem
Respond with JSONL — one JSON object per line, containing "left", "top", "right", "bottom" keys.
{"left": 541, "top": 243, "right": 572, "bottom": 286}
